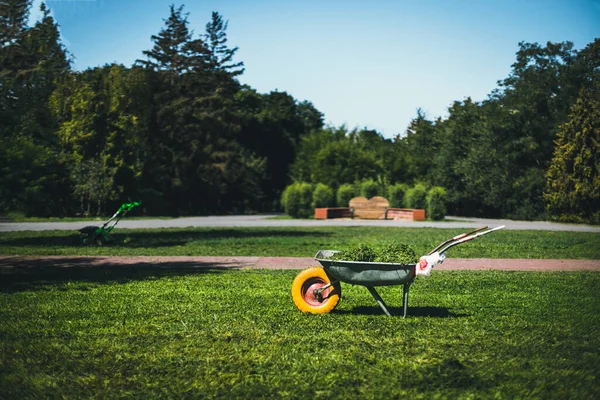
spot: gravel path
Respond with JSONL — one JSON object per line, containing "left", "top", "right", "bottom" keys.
{"left": 1, "top": 256, "right": 599, "bottom": 271}
{"left": 2, "top": 215, "right": 600, "bottom": 232}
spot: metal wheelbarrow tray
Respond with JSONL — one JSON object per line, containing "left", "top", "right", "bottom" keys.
{"left": 291, "top": 225, "right": 504, "bottom": 317}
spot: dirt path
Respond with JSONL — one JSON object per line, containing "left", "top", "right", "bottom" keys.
{"left": 1, "top": 256, "right": 599, "bottom": 271}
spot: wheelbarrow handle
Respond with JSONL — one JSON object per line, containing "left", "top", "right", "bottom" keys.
{"left": 437, "top": 225, "right": 505, "bottom": 255}
{"left": 428, "top": 226, "right": 488, "bottom": 255}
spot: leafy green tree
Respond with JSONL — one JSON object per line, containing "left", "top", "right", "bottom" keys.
{"left": 427, "top": 186, "right": 447, "bottom": 221}
{"left": 281, "top": 182, "right": 313, "bottom": 218}
{"left": 360, "top": 179, "right": 380, "bottom": 199}
{"left": 0, "top": 136, "right": 66, "bottom": 216}
{"left": 51, "top": 65, "right": 146, "bottom": 214}
{"left": 545, "top": 83, "right": 600, "bottom": 224}
{"left": 336, "top": 183, "right": 355, "bottom": 207}
{"left": 427, "top": 99, "right": 491, "bottom": 215}
{"left": 388, "top": 183, "right": 408, "bottom": 208}
{"left": 236, "top": 88, "right": 323, "bottom": 210}
{"left": 489, "top": 41, "right": 578, "bottom": 218}
{"left": 405, "top": 183, "right": 428, "bottom": 209}
{"left": 290, "top": 126, "right": 386, "bottom": 188}
{"left": 69, "top": 159, "right": 112, "bottom": 216}
{"left": 312, "top": 183, "right": 334, "bottom": 208}
{"left": 297, "top": 100, "right": 324, "bottom": 133}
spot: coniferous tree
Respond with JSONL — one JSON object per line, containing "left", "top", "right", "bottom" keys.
{"left": 403, "top": 108, "right": 436, "bottom": 182}
{"left": 0, "top": 0, "right": 30, "bottom": 46}
{"left": 1, "top": 0, "right": 31, "bottom": 138}
{"left": 204, "top": 11, "right": 244, "bottom": 75}
{"left": 545, "top": 82, "right": 600, "bottom": 224}
{"left": 0, "top": 1, "right": 71, "bottom": 216}
{"left": 137, "top": 5, "right": 191, "bottom": 73}
{"left": 135, "top": 4, "right": 264, "bottom": 214}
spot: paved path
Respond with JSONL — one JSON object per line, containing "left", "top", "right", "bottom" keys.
{"left": 2, "top": 215, "right": 600, "bottom": 232}
{"left": 1, "top": 256, "right": 599, "bottom": 271}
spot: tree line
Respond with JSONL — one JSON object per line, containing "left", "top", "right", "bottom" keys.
{"left": 286, "top": 40, "right": 599, "bottom": 223}
{"left": 1, "top": 2, "right": 323, "bottom": 216}
{"left": 1, "top": 1, "right": 598, "bottom": 222}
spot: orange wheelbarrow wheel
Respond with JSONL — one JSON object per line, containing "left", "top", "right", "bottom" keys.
{"left": 291, "top": 267, "right": 341, "bottom": 314}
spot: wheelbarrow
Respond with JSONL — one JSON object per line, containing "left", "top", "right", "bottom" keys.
{"left": 291, "top": 225, "right": 505, "bottom": 317}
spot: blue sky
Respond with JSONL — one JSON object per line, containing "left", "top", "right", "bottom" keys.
{"left": 30, "top": 0, "right": 600, "bottom": 138}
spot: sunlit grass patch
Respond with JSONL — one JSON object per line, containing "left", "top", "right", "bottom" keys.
{"left": 1, "top": 268, "right": 599, "bottom": 398}
{"left": 1, "top": 227, "right": 599, "bottom": 259}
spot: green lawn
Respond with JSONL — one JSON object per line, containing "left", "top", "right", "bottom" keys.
{"left": 1, "top": 267, "right": 599, "bottom": 398}
{"left": 1, "top": 227, "right": 600, "bottom": 259}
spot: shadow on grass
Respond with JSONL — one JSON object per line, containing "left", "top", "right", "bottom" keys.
{"left": 0, "top": 228, "right": 331, "bottom": 248}
{"left": 336, "top": 305, "right": 468, "bottom": 318}
{"left": 0, "top": 257, "right": 236, "bottom": 293}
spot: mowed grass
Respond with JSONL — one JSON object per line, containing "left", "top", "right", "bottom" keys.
{"left": 1, "top": 267, "right": 599, "bottom": 398}
{"left": 1, "top": 227, "right": 600, "bottom": 258}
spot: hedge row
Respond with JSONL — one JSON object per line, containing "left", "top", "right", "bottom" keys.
{"left": 281, "top": 182, "right": 447, "bottom": 220}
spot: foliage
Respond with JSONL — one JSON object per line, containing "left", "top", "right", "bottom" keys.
{"left": 405, "top": 183, "right": 428, "bottom": 209}
{"left": 403, "top": 108, "right": 437, "bottom": 182}
{"left": 1, "top": 3, "right": 317, "bottom": 217}
{"left": 0, "top": 136, "right": 67, "bottom": 216}
{"left": 281, "top": 182, "right": 313, "bottom": 218}
{"left": 360, "top": 179, "right": 381, "bottom": 199}
{"left": 545, "top": 81, "right": 600, "bottom": 224}
{"left": 392, "top": 40, "right": 598, "bottom": 220}
{"left": 336, "top": 183, "right": 355, "bottom": 207}
{"left": 290, "top": 126, "right": 390, "bottom": 188}
{"left": 0, "top": 0, "right": 31, "bottom": 46}
{"left": 1, "top": 1, "right": 599, "bottom": 222}
{"left": 388, "top": 183, "right": 408, "bottom": 208}
{"left": 236, "top": 88, "right": 320, "bottom": 210}
{"left": 1, "top": 268, "right": 599, "bottom": 398}
{"left": 427, "top": 186, "right": 447, "bottom": 221}
{"left": 312, "top": 183, "right": 334, "bottom": 208}
{"left": 0, "top": 0, "right": 71, "bottom": 216}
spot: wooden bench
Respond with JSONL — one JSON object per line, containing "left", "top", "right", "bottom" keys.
{"left": 314, "top": 196, "right": 426, "bottom": 220}
{"left": 349, "top": 196, "right": 389, "bottom": 219}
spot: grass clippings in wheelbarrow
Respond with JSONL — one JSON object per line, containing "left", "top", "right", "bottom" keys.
{"left": 329, "top": 243, "right": 418, "bottom": 264}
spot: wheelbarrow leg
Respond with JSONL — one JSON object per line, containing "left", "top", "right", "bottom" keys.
{"left": 366, "top": 286, "right": 392, "bottom": 317}
{"left": 401, "top": 281, "right": 412, "bottom": 318}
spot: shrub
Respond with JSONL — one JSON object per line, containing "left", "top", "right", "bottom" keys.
{"left": 312, "top": 183, "right": 334, "bottom": 208}
{"left": 388, "top": 183, "right": 408, "bottom": 208}
{"left": 405, "top": 183, "right": 428, "bottom": 209}
{"left": 281, "top": 182, "right": 313, "bottom": 218}
{"left": 336, "top": 184, "right": 356, "bottom": 207}
{"left": 427, "top": 186, "right": 447, "bottom": 221}
{"left": 360, "top": 179, "right": 380, "bottom": 199}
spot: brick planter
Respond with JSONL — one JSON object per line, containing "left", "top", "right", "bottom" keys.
{"left": 314, "top": 208, "right": 353, "bottom": 219}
